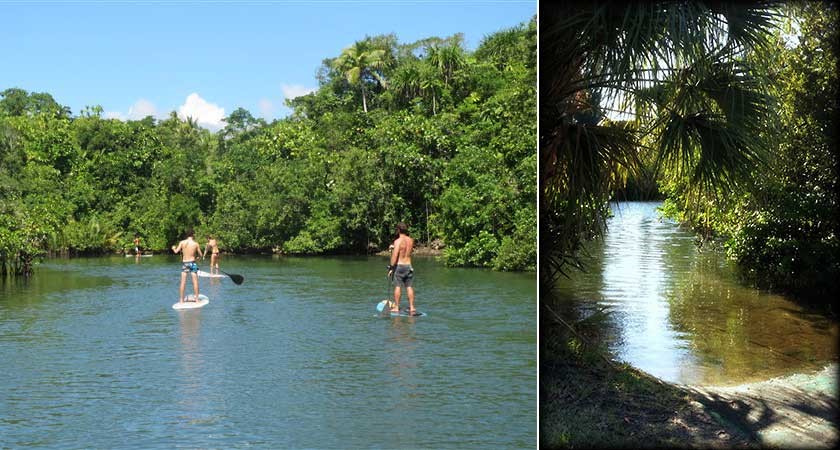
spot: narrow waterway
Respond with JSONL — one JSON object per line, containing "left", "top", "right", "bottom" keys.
{"left": 553, "top": 201, "right": 838, "bottom": 385}
{"left": 0, "top": 255, "right": 536, "bottom": 448}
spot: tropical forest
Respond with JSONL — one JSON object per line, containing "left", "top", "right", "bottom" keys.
{"left": 1, "top": 7, "right": 538, "bottom": 449}
{"left": 0, "top": 20, "right": 536, "bottom": 276}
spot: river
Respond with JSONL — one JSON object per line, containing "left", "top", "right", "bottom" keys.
{"left": 552, "top": 201, "right": 838, "bottom": 386}
{"left": 0, "top": 255, "right": 536, "bottom": 448}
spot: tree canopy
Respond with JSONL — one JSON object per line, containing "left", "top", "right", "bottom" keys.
{"left": 0, "top": 19, "right": 536, "bottom": 276}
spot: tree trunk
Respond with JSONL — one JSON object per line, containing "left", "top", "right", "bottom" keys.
{"left": 426, "top": 200, "right": 430, "bottom": 245}
{"left": 362, "top": 85, "right": 368, "bottom": 113}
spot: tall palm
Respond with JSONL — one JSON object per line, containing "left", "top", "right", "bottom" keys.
{"left": 419, "top": 62, "right": 443, "bottom": 115}
{"left": 333, "top": 40, "right": 388, "bottom": 113}
{"left": 540, "top": 1, "right": 781, "bottom": 286}
{"left": 390, "top": 61, "right": 423, "bottom": 105}
{"left": 426, "top": 43, "right": 466, "bottom": 87}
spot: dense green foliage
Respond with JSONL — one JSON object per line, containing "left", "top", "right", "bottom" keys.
{"left": 539, "top": 0, "right": 788, "bottom": 386}
{"left": 541, "top": 3, "right": 836, "bottom": 445}
{"left": 660, "top": 2, "right": 839, "bottom": 302}
{"left": 540, "top": 2, "right": 778, "bottom": 285}
{"left": 541, "top": 2, "right": 837, "bottom": 395}
{"left": 0, "top": 21, "right": 536, "bottom": 275}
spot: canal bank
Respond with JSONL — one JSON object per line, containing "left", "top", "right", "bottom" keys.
{"left": 540, "top": 356, "right": 837, "bottom": 448}
{"left": 686, "top": 363, "right": 838, "bottom": 448}
{"left": 540, "top": 355, "right": 753, "bottom": 448}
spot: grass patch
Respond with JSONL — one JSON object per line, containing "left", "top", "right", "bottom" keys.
{"left": 540, "top": 309, "right": 753, "bottom": 448}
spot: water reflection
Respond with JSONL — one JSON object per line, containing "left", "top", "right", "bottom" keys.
{"left": 176, "top": 309, "right": 205, "bottom": 422}
{"left": 666, "top": 258, "right": 837, "bottom": 384}
{"left": 386, "top": 318, "right": 420, "bottom": 388}
{"left": 177, "top": 311, "right": 203, "bottom": 368}
{"left": 557, "top": 201, "right": 838, "bottom": 385}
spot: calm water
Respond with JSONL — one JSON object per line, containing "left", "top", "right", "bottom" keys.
{"left": 554, "top": 201, "right": 838, "bottom": 386}
{"left": 0, "top": 255, "right": 536, "bottom": 448}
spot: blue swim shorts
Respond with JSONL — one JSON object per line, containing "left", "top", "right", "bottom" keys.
{"left": 181, "top": 261, "right": 199, "bottom": 273}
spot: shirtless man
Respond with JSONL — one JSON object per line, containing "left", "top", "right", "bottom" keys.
{"left": 387, "top": 222, "right": 418, "bottom": 315}
{"left": 133, "top": 234, "right": 142, "bottom": 256}
{"left": 204, "top": 234, "right": 220, "bottom": 274}
{"left": 171, "top": 229, "right": 204, "bottom": 303}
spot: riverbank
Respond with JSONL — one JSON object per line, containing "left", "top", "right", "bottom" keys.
{"left": 686, "top": 363, "right": 838, "bottom": 448}
{"left": 541, "top": 357, "right": 753, "bottom": 448}
{"left": 540, "top": 357, "right": 838, "bottom": 448}
{"left": 375, "top": 244, "right": 443, "bottom": 257}
{"left": 118, "top": 244, "right": 444, "bottom": 258}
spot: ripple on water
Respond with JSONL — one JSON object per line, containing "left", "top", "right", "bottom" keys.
{"left": 2, "top": 255, "right": 535, "bottom": 448}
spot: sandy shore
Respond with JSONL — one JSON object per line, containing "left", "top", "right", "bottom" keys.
{"left": 685, "top": 363, "right": 838, "bottom": 448}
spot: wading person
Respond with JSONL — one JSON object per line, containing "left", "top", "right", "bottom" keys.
{"left": 172, "top": 229, "right": 204, "bottom": 303}
{"left": 205, "top": 234, "right": 220, "bottom": 274}
{"left": 387, "top": 222, "right": 418, "bottom": 315}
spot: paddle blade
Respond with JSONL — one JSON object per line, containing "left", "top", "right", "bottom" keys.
{"left": 222, "top": 271, "right": 244, "bottom": 285}
{"left": 376, "top": 300, "right": 393, "bottom": 313}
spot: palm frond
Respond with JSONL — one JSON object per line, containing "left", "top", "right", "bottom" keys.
{"left": 540, "top": 0, "right": 779, "bottom": 279}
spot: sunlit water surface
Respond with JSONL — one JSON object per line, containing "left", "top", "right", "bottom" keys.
{"left": 1, "top": 255, "right": 536, "bottom": 448}
{"left": 553, "top": 201, "right": 838, "bottom": 385}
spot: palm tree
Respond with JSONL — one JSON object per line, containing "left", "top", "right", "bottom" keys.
{"left": 390, "top": 61, "right": 423, "bottom": 105}
{"left": 419, "top": 62, "right": 443, "bottom": 115}
{"left": 420, "top": 43, "right": 466, "bottom": 115}
{"left": 426, "top": 43, "right": 466, "bottom": 87}
{"left": 540, "top": 1, "right": 781, "bottom": 285}
{"left": 333, "top": 40, "right": 388, "bottom": 113}
{"left": 474, "top": 23, "right": 530, "bottom": 71}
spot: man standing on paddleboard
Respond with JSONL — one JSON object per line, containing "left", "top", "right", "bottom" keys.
{"left": 387, "top": 222, "right": 418, "bottom": 315}
{"left": 172, "top": 229, "right": 204, "bottom": 303}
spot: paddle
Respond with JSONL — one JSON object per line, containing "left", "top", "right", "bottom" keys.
{"left": 376, "top": 269, "right": 395, "bottom": 314}
{"left": 199, "top": 254, "right": 244, "bottom": 285}
{"left": 219, "top": 270, "right": 244, "bottom": 285}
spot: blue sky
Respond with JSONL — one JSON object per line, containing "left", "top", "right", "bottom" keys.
{"left": 1, "top": 1, "right": 535, "bottom": 128}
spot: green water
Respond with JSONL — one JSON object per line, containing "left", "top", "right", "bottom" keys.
{"left": 0, "top": 255, "right": 536, "bottom": 448}
{"left": 553, "top": 201, "right": 838, "bottom": 386}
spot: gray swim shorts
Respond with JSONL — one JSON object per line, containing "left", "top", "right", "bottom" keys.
{"left": 392, "top": 264, "right": 414, "bottom": 288}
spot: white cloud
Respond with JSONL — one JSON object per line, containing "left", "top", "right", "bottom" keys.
{"left": 281, "top": 84, "right": 316, "bottom": 101}
{"left": 178, "top": 93, "right": 226, "bottom": 130}
{"left": 258, "top": 98, "right": 275, "bottom": 119}
{"left": 127, "top": 98, "right": 158, "bottom": 120}
{"left": 103, "top": 111, "right": 124, "bottom": 120}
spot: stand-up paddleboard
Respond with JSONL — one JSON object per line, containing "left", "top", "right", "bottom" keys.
{"left": 197, "top": 270, "right": 226, "bottom": 279}
{"left": 126, "top": 253, "right": 153, "bottom": 257}
{"left": 172, "top": 294, "right": 209, "bottom": 310}
{"left": 376, "top": 300, "right": 425, "bottom": 317}
{"left": 391, "top": 310, "right": 426, "bottom": 317}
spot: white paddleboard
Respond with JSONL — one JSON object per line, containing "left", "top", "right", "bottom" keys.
{"left": 172, "top": 294, "right": 209, "bottom": 310}
{"left": 126, "top": 254, "right": 153, "bottom": 257}
{"left": 197, "top": 270, "right": 226, "bottom": 278}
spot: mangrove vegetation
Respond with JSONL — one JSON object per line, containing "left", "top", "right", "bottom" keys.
{"left": 0, "top": 19, "right": 536, "bottom": 276}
